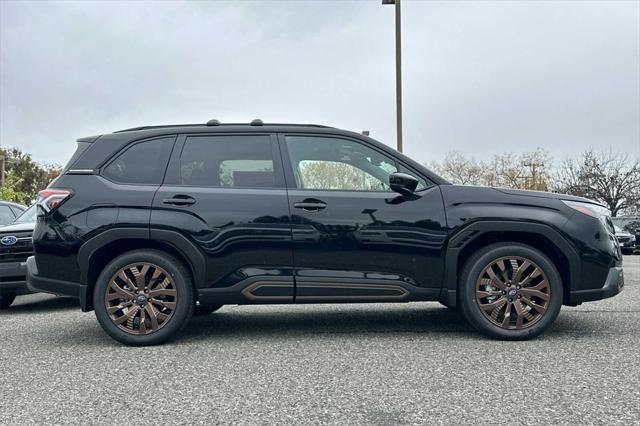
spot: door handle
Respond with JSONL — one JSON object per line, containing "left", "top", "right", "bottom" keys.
{"left": 294, "top": 199, "right": 327, "bottom": 211}
{"left": 163, "top": 195, "right": 196, "bottom": 206}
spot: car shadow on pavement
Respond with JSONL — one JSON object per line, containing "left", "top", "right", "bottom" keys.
{"left": 1, "top": 295, "right": 79, "bottom": 315}
{"left": 46, "top": 303, "right": 613, "bottom": 347}
{"left": 178, "top": 304, "right": 476, "bottom": 342}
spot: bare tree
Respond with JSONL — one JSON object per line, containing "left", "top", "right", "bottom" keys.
{"left": 555, "top": 149, "right": 640, "bottom": 217}
{"left": 429, "top": 151, "right": 487, "bottom": 186}
{"left": 431, "top": 149, "right": 552, "bottom": 191}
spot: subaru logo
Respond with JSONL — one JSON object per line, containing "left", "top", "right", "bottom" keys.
{"left": 0, "top": 236, "right": 18, "bottom": 246}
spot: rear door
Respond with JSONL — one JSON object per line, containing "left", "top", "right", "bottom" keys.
{"left": 151, "top": 133, "right": 294, "bottom": 304}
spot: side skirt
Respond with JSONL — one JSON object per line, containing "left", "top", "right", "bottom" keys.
{"left": 197, "top": 276, "right": 440, "bottom": 305}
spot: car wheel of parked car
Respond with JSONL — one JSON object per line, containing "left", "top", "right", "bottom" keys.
{"left": 0, "top": 292, "right": 17, "bottom": 309}
{"left": 194, "top": 303, "right": 223, "bottom": 315}
{"left": 93, "top": 250, "right": 195, "bottom": 346}
{"left": 459, "top": 243, "right": 563, "bottom": 340}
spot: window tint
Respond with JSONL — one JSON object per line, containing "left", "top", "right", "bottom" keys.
{"left": 102, "top": 137, "right": 174, "bottom": 184}
{"left": 285, "top": 136, "right": 397, "bottom": 191}
{"left": 180, "top": 135, "right": 276, "bottom": 188}
{"left": 0, "top": 206, "right": 15, "bottom": 225}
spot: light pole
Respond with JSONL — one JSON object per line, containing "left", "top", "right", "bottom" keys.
{"left": 382, "top": 0, "right": 403, "bottom": 153}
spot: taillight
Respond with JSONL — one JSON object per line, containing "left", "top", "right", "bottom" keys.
{"left": 37, "top": 189, "right": 73, "bottom": 212}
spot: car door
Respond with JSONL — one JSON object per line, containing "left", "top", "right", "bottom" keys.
{"left": 151, "top": 133, "right": 294, "bottom": 304}
{"left": 279, "top": 134, "right": 448, "bottom": 302}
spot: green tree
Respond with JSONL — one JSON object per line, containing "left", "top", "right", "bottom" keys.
{"left": 0, "top": 169, "right": 30, "bottom": 204}
{"left": 0, "top": 147, "right": 61, "bottom": 203}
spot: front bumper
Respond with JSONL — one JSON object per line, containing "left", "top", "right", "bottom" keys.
{"left": 0, "top": 260, "right": 31, "bottom": 295}
{"left": 26, "top": 256, "right": 86, "bottom": 306}
{"left": 569, "top": 266, "right": 624, "bottom": 304}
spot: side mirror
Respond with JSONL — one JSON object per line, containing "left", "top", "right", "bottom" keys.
{"left": 389, "top": 172, "right": 419, "bottom": 195}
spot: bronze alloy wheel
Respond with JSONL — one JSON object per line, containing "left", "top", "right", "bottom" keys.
{"left": 475, "top": 256, "right": 551, "bottom": 330}
{"left": 105, "top": 262, "right": 178, "bottom": 335}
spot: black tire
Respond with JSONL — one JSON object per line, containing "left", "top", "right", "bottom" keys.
{"left": 194, "top": 303, "right": 223, "bottom": 315}
{"left": 621, "top": 248, "right": 633, "bottom": 255}
{"left": 93, "top": 249, "right": 195, "bottom": 346}
{"left": 0, "top": 292, "right": 17, "bottom": 309}
{"left": 459, "top": 243, "right": 563, "bottom": 340}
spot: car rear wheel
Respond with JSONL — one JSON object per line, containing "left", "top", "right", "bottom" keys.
{"left": 459, "top": 243, "right": 563, "bottom": 340}
{"left": 0, "top": 292, "right": 17, "bottom": 309}
{"left": 93, "top": 250, "right": 194, "bottom": 346}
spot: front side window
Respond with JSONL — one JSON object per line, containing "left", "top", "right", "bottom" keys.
{"left": 102, "top": 137, "right": 174, "bottom": 184}
{"left": 180, "top": 135, "right": 277, "bottom": 188}
{"left": 285, "top": 136, "right": 397, "bottom": 191}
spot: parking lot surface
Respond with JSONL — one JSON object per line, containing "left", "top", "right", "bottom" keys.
{"left": 1, "top": 256, "right": 639, "bottom": 425}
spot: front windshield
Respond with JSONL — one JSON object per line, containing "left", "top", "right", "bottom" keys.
{"left": 614, "top": 225, "right": 624, "bottom": 233}
{"left": 13, "top": 204, "right": 37, "bottom": 224}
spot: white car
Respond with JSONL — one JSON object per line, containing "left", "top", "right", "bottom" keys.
{"left": 614, "top": 225, "right": 636, "bottom": 255}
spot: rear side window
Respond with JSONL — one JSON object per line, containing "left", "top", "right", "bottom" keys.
{"left": 62, "top": 141, "right": 92, "bottom": 172}
{"left": 102, "top": 137, "right": 174, "bottom": 184}
{"left": 179, "top": 135, "right": 278, "bottom": 188}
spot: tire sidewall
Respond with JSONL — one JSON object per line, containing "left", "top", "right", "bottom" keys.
{"left": 460, "top": 243, "right": 563, "bottom": 340}
{"left": 93, "top": 250, "right": 194, "bottom": 346}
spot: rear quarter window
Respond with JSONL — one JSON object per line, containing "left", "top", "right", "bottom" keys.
{"left": 102, "top": 137, "right": 175, "bottom": 185}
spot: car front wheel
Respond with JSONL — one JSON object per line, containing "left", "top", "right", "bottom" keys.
{"left": 459, "top": 243, "right": 563, "bottom": 340}
{"left": 93, "top": 250, "right": 195, "bottom": 346}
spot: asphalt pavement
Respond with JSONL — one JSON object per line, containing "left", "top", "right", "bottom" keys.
{"left": 1, "top": 256, "right": 639, "bottom": 425}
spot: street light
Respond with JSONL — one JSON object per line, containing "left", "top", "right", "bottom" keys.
{"left": 382, "top": 0, "right": 403, "bottom": 153}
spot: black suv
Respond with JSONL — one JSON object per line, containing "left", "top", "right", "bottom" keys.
{"left": 27, "top": 121, "right": 624, "bottom": 345}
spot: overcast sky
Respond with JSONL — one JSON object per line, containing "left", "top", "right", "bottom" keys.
{"left": 1, "top": 0, "right": 638, "bottom": 167}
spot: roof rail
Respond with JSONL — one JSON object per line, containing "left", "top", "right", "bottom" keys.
{"left": 114, "top": 122, "right": 333, "bottom": 133}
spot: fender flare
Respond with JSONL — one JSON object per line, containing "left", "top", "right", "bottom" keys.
{"left": 78, "top": 227, "right": 207, "bottom": 288}
{"left": 441, "top": 220, "right": 580, "bottom": 305}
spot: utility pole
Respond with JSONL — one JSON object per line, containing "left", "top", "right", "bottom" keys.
{"left": 382, "top": 0, "right": 403, "bottom": 153}
{"left": 523, "top": 161, "right": 545, "bottom": 190}
{"left": 0, "top": 155, "right": 5, "bottom": 187}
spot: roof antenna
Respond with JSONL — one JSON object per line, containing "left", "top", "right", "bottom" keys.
{"left": 250, "top": 119, "right": 264, "bottom": 126}
{"left": 362, "top": 130, "right": 370, "bottom": 136}
{"left": 206, "top": 119, "right": 221, "bottom": 126}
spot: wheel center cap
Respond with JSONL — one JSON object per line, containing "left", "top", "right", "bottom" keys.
{"left": 508, "top": 288, "right": 518, "bottom": 297}
{"left": 136, "top": 294, "right": 148, "bottom": 305}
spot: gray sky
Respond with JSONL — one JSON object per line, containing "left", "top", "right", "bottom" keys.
{"left": 1, "top": 0, "right": 639, "bottom": 167}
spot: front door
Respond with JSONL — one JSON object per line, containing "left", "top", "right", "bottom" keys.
{"left": 151, "top": 133, "right": 294, "bottom": 304}
{"left": 279, "top": 134, "right": 447, "bottom": 302}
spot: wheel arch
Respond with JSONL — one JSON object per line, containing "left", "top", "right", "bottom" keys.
{"left": 442, "top": 221, "right": 580, "bottom": 307}
{"left": 78, "top": 228, "right": 206, "bottom": 311}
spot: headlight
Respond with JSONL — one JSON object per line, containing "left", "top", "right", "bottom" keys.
{"left": 561, "top": 200, "right": 611, "bottom": 228}
{"left": 631, "top": 235, "right": 637, "bottom": 242}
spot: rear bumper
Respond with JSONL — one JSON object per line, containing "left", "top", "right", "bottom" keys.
{"left": 0, "top": 260, "right": 31, "bottom": 295}
{"left": 569, "top": 266, "right": 624, "bottom": 304}
{"left": 26, "top": 256, "right": 87, "bottom": 307}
